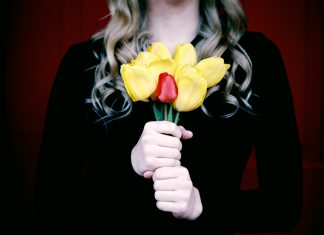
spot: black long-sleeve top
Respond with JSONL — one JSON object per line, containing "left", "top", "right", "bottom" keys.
{"left": 35, "top": 32, "right": 302, "bottom": 235}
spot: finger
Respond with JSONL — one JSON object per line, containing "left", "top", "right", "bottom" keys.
{"left": 149, "top": 159, "right": 180, "bottom": 172}
{"left": 156, "top": 201, "right": 183, "bottom": 214}
{"left": 145, "top": 121, "right": 182, "bottom": 138}
{"left": 153, "top": 178, "right": 192, "bottom": 191}
{"left": 153, "top": 166, "right": 189, "bottom": 180}
{"left": 155, "top": 191, "right": 178, "bottom": 202}
{"left": 178, "top": 126, "right": 193, "bottom": 140}
{"left": 151, "top": 146, "right": 181, "bottom": 160}
{"left": 143, "top": 171, "right": 153, "bottom": 179}
{"left": 153, "top": 134, "right": 182, "bottom": 150}
{"left": 153, "top": 178, "right": 179, "bottom": 191}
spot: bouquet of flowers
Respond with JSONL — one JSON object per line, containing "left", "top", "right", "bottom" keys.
{"left": 120, "top": 42, "right": 230, "bottom": 124}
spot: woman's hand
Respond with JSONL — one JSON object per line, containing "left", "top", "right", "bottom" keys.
{"left": 153, "top": 166, "right": 203, "bottom": 220}
{"left": 131, "top": 121, "right": 192, "bottom": 178}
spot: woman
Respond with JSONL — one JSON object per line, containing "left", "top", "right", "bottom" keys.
{"left": 35, "top": 0, "right": 302, "bottom": 234}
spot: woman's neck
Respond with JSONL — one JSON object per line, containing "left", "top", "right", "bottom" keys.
{"left": 146, "top": 0, "right": 200, "bottom": 54}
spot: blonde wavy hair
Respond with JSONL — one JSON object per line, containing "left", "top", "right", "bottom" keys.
{"left": 91, "top": 0, "right": 253, "bottom": 123}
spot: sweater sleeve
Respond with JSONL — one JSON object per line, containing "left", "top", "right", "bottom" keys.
{"left": 233, "top": 34, "right": 303, "bottom": 232}
{"left": 35, "top": 44, "right": 95, "bottom": 234}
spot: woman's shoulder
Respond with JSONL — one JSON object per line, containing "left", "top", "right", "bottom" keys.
{"left": 239, "top": 31, "right": 281, "bottom": 56}
{"left": 238, "top": 31, "right": 285, "bottom": 73}
{"left": 240, "top": 31, "right": 275, "bottom": 45}
{"left": 69, "top": 38, "right": 104, "bottom": 53}
{"left": 52, "top": 38, "right": 105, "bottom": 100}
{"left": 61, "top": 38, "right": 105, "bottom": 70}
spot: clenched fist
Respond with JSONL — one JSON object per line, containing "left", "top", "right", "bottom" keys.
{"left": 153, "top": 166, "right": 203, "bottom": 220}
{"left": 131, "top": 121, "right": 193, "bottom": 178}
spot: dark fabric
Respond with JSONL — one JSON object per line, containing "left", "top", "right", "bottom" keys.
{"left": 35, "top": 32, "right": 302, "bottom": 235}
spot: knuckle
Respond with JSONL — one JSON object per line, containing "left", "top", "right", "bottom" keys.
{"left": 141, "top": 135, "right": 151, "bottom": 145}
{"left": 180, "top": 166, "right": 189, "bottom": 175}
{"left": 144, "top": 121, "right": 153, "bottom": 130}
{"left": 146, "top": 157, "right": 155, "bottom": 169}
{"left": 156, "top": 201, "right": 162, "bottom": 210}
{"left": 186, "top": 181, "right": 193, "bottom": 189}
{"left": 176, "top": 139, "right": 182, "bottom": 150}
{"left": 142, "top": 147, "right": 154, "bottom": 161}
{"left": 154, "top": 191, "right": 159, "bottom": 200}
{"left": 171, "top": 123, "right": 181, "bottom": 136}
{"left": 172, "top": 149, "right": 181, "bottom": 160}
{"left": 172, "top": 159, "right": 180, "bottom": 167}
{"left": 179, "top": 166, "right": 189, "bottom": 175}
{"left": 176, "top": 152, "right": 182, "bottom": 160}
{"left": 153, "top": 181, "right": 159, "bottom": 190}
{"left": 170, "top": 122, "right": 178, "bottom": 131}
{"left": 172, "top": 138, "right": 180, "bottom": 149}
{"left": 154, "top": 169, "right": 161, "bottom": 178}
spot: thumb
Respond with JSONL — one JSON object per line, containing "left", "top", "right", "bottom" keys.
{"left": 178, "top": 126, "right": 193, "bottom": 140}
{"left": 143, "top": 171, "right": 154, "bottom": 179}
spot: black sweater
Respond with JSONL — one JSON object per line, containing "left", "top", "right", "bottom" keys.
{"left": 35, "top": 32, "right": 302, "bottom": 234}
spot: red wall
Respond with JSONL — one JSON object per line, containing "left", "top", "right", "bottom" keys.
{"left": 4, "top": 0, "right": 323, "bottom": 234}
{"left": 242, "top": 0, "right": 323, "bottom": 162}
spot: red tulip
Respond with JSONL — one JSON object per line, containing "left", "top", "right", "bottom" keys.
{"left": 156, "top": 72, "right": 178, "bottom": 102}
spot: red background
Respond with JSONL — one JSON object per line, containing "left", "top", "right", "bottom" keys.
{"left": 2, "top": 0, "right": 324, "bottom": 234}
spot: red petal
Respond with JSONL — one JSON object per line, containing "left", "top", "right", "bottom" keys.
{"left": 156, "top": 72, "right": 178, "bottom": 102}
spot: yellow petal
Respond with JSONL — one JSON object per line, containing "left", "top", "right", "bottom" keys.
{"left": 172, "top": 67, "right": 207, "bottom": 112}
{"left": 173, "top": 43, "right": 197, "bottom": 67}
{"left": 195, "top": 57, "right": 230, "bottom": 88}
{"left": 174, "top": 64, "right": 198, "bottom": 83}
{"left": 148, "top": 58, "right": 177, "bottom": 83}
{"left": 146, "top": 42, "right": 171, "bottom": 59}
{"left": 132, "top": 52, "right": 160, "bottom": 66}
{"left": 120, "top": 64, "right": 156, "bottom": 102}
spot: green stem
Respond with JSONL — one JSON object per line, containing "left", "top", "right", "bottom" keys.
{"left": 152, "top": 101, "right": 163, "bottom": 121}
{"left": 174, "top": 111, "right": 180, "bottom": 124}
{"left": 167, "top": 104, "right": 174, "bottom": 122}
{"left": 164, "top": 103, "right": 168, "bottom": 120}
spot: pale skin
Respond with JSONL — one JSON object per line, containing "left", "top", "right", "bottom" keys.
{"left": 146, "top": 0, "right": 201, "bottom": 54}
{"left": 131, "top": 0, "right": 203, "bottom": 220}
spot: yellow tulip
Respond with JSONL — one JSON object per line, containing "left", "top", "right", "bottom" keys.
{"left": 175, "top": 64, "right": 197, "bottom": 80}
{"left": 120, "top": 41, "right": 229, "bottom": 118}
{"left": 173, "top": 43, "right": 197, "bottom": 67}
{"left": 172, "top": 65, "right": 207, "bottom": 112}
{"left": 120, "top": 64, "right": 156, "bottom": 102}
{"left": 146, "top": 42, "right": 171, "bottom": 59}
{"left": 131, "top": 52, "right": 160, "bottom": 66}
{"left": 195, "top": 57, "right": 230, "bottom": 88}
{"left": 149, "top": 58, "right": 177, "bottom": 83}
